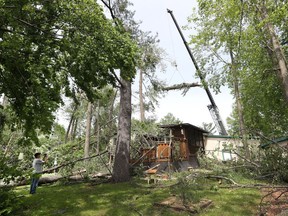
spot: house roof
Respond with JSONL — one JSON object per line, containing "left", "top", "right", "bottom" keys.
{"left": 205, "top": 134, "right": 234, "bottom": 139}
{"left": 260, "top": 137, "right": 288, "bottom": 149}
{"left": 159, "top": 123, "right": 208, "bottom": 133}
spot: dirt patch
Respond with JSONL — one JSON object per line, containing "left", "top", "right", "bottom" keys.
{"left": 260, "top": 188, "right": 288, "bottom": 216}
{"left": 154, "top": 196, "right": 213, "bottom": 214}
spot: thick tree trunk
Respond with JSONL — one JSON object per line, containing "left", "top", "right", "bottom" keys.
{"left": 260, "top": 5, "right": 288, "bottom": 103}
{"left": 112, "top": 77, "right": 131, "bottom": 182}
{"left": 84, "top": 102, "right": 93, "bottom": 157}
{"left": 139, "top": 68, "right": 145, "bottom": 121}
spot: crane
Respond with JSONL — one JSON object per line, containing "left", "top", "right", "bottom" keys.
{"left": 167, "top": 9, "right": 228, "bottom": 135}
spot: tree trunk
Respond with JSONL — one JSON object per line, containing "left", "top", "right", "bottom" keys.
{"left": 95, "top": 100, "right": 100, "bottom": 154}
{"left": 229, "top": 49, "right": 249, "bottom": 158}
{"left": 65, "top": 104, "right": 77, "bottom": 143}
{"left": 84, "top": 102, "right": 93, "bottom": 157}
{"left": 260, "top": 5, "right": 288, "bottom": 103}
{"left": 72, "top": 118, "right": 78, "bottom": 140}
{"left": 139, "top": 68, "right": 145, "bottom": 121}
{"left": 1, "top": 94, "right": 8, "bottom": 107}
{"left": 112, "top": 77, "right": 131, "bottom": 182}
{"left": 107, "top": 90, "right": 117, "bottom": 136}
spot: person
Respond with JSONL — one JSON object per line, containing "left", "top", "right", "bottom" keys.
{"left": 30, "top": 152, "right": 48, "bottom": 194}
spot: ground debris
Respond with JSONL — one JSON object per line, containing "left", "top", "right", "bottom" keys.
{"left": 260, "top": 188, "right": 288, "bottom": 216}
{"left": 154, "top": 196, "right": 213, "bottom": 214}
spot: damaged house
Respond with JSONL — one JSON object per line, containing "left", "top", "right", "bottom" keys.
{"left": 130, "top": 123, "right": 207, "bottom": 173}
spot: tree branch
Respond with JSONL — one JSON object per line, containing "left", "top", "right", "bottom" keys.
{"left": 232, "top": 150, "right": 260, "bottom": 168}
{"left": 15, "top": 18, "right": 43, "bottom": 31}
{"left": 43, "top": 150, "right": 108, "bottom": 173}
{"left": 100, "top": 0, "right": 118, "bottom": 25}
{"left": 110, "top": 69, "right": 123, "bottom": 87}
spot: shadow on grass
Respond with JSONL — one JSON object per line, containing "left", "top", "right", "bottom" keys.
{"left": 200, "top": 188, "right": 260, "bottom": 216}
{"left": 14, "top": 180, "right": 261, "bottom": 216}
{"left": 14, "top": 180, "right": 173, "bottom": 216}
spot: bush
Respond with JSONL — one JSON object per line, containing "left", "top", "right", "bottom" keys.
{"left": 0, "top": 187, "right": 22, "bottom": 216}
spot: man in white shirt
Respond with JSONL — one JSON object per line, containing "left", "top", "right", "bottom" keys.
{"left": 29, "top": 153, "right": 48, "bottom": 194}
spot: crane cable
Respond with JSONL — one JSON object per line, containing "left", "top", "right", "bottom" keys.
{"left": 166, "top": 12, "right": 186, "bottom": 84}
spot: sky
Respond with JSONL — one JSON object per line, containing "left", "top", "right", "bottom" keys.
{"left": 131, "top": 0, "right": 234, "bottom": 130}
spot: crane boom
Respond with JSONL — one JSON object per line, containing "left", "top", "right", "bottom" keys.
{"left": 167, "top": 9, "right": 227, "bottom": 135}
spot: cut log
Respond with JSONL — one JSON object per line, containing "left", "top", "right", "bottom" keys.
{"left": 162, "top": 82, "right": 201, "bottom": 92}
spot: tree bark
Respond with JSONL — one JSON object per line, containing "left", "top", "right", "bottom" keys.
{"left": 84, "top": 102, "right": 93, "bottom": 157}
{"left": 65, "top": 103, "right": 77, "bottom": 143}
{"left": 112, "top": 77, "right": 131, "bottom": 182}
{"left": 72, "top": 118, "right": 78, "bottom": 140}
{"left": 229, "top": 49, "right": 249, "bottom": 158}
{"left": 93, "top": 100, "right": 100, "bottom": 154}
{"left": 107, "top": 90, "right": 117, "bottom": 137}
{"left": 260, "top": 4, "right": 288, "bottom": 103}
{"left": 139, "top": 68, "right": 145, "bottom": 121}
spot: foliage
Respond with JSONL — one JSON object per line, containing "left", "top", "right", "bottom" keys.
{"left": 0, "top": 153, "right": 23, "bottom": 185}
{"left": 188, "top": 0, "right": 288, "bottom": 137}
{"left": 158, "top": 112, "right": 182, "bottom": 125}
{"left": 0, "top": 187, "right": 22, "bottom": 216}
{"left": 0, "top": 0, "right": 138, "bottom": 143}
{"left": 63, "top": 86, "right": 118, "bottom": 149}
{"left": 171, "top": 172, "right": 203, "bottom": 206}
{"left": 200, "top": 122, "right": 216, "bottom": 134}
{"left": 259, "top": 145, "right": 288, "bottom": 183}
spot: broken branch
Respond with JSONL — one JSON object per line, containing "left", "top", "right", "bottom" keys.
{"left": 43, "top": 150, "right": 108, "bottom": 173}
{"left": 231, "top": 150, "right": 260, "bottom": 168}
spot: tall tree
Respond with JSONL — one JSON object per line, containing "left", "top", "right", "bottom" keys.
{"left": 84, "top": 102, "right": 93, "bottom": 157}
{"left": 189, "top": 0, "right": 288, "bottom": 139}
{"left": 188, "top": 0, "right": 250, "bottom": 155}
{"left": 0, "top": 0, "right": 137, "bottom": 145}
{"left": 137, "top": 33, "right": 164, "bottom": 121}
{"left": 112, "top": 78, "right": 132, "bottom": 182}
{"left": 100, "top": 0, "right": 138, "bottom": 182}
{"left": 255, "top": 2, "right": 288, "bottom": 103}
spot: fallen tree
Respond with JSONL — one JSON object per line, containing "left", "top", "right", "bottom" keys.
{"left": 43, "top": 150, "right": 108, "bottom": 173}
{"left": 0, "top": 150, "right": 109, "bottom": 187}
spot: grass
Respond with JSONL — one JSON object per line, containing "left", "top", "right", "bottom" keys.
{"left": 13, "top": 173, "right": 262, "bottom": 216}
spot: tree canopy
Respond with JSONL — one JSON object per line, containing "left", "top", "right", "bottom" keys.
{"left": 0, "top": 0, "right": 138, "bottom": 143}
{"left": 188, "top": 0, "right": 288, "bottom": 138}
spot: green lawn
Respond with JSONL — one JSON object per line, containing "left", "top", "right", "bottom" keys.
{"left": 13, "top": 176, "right": 261, "bottom": 216}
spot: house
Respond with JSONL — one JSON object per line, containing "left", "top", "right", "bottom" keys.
{"left": 204, "top": 135, "right": 260, "bottom": 161}
{"left": 260, "top": 137, "right": 288, "bottom": 149}
{"left": 130, "top": 123, "right": 208, "bottom": 172}
{"left": 203, "top": 135, "right": 241, "bottom": 161}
